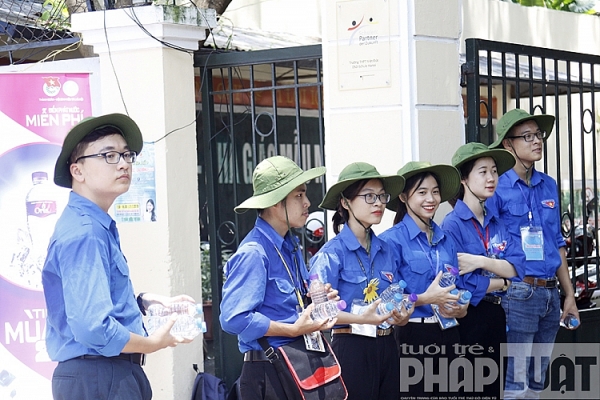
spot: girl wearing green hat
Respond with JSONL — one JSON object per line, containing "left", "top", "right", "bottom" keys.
{"left": 441, "top": 142, "right": 525, "bottom": 398}
{"left": 309, "top": 162, "right": 410, "bottom": 400}
{"left": 379, "top": 161, "right": 467, "bottom": 398}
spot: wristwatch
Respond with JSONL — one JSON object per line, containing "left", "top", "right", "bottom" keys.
{"left": 501, "top": 278, "right": 509, "bottom": 292}
{"left": 137, "top": 292, "right": 147, "bottom": 315}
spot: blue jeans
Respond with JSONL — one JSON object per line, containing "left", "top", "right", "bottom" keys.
{"left": 501, "top": 282, "right": 560, "bottom": 399}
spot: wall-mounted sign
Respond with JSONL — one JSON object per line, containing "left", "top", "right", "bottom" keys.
{"left": 336, "top": 0, "right": 391, "bottom": 90}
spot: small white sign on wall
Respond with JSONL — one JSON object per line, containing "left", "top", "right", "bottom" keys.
{"left": 336, "top": 0, "right": 391, "bottom": 90}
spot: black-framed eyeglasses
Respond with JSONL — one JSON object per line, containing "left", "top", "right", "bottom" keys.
{"left": 507, "top": 130, "right": 548, "bottom": 142}
{"left": 75, "top": 151, "right": 137, "bottom": 164}
{"left": 356, "top": 193, "right": 391, "bottom": 204}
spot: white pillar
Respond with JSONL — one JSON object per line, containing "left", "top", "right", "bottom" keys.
{"left": 321, "top": 0, "right": 463, "bottom": 229}
{"left": 72, "top": 6, "right": 216, "bottom": 399}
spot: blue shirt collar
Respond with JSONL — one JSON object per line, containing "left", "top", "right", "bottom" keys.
{"left": 255, "top": 216, "right": 298, "bottom": 252}
{"left": 69, "top": 191, "right": 114, "bottom": 231}
{"left": 505, "top": 167, "right": 543, "bottom": 188}
{"left": 337, "top": 223, "right": 383, "bottom": 254}
{"left": 402, "top": 213, "right": 445, "bottom": 244}
{"left": 454, "top": 199, "right": 497, "bottom": 227}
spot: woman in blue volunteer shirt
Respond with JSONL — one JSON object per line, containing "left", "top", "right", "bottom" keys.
{"left": 309, "top": 162, "right": 411, "bottom": 400}
{"left": 379, "top": 161, "right": 466, "bottom": 398}
{"left": 441, "top": 142, "right": 525, "bottom": 398}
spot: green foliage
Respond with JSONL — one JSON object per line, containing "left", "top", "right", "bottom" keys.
{"left": 508, "top": 0, "right": 597, "bottom": 13}
{"left": 40, "top": 0, "right": 71, "bottom": 30}
{"left": 200, "top": 242, "right": 230, "bottom": 303}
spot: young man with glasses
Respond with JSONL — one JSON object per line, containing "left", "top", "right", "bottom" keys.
{"left": 43, "top": 114, "right": 195, "bottom": 400}
{"left": 487, "top": 109, "right": 579, "bottom": 399}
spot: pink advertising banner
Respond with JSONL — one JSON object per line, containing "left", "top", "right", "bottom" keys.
{"left": 0, "top": 73, "right": 92, "bottom": 399}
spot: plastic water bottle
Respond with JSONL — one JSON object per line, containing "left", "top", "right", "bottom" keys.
{"left": 402, "top": 293, "right": 418, "bottom": 311}
{"left": 146, "top": 314, "right": 206, "bottom": 339}
{"left": 379, "top": 280, "right": 407, "bottom": 303}
{"left": 457, "top": 290, "right": 472, "bottom": 306}
{"left": 377, "top": 301, "right": 395, "bottom": 329}
{"left": 147, "top": 301, "right": 203, "bottom": 316}
{"left": 560, "top": 314, "right": 579, "bottom": 329}
{"left": 439, "top": 267, "right": 459, "bottom": 288}
{"left": 311, "top": 300, "right": 346, "bottom": 321}
{"left": 146, "top": 302, "right": 206, "bottom": 339}
{"left": 308, "top": 274, "right": 328, "bottom": 305}
{"left": 26, "top": 171, "right": 58, "bottom": 258}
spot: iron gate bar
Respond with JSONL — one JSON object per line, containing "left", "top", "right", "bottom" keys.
{"left": 464, "top": 38, "right": 600, "bottom": 295}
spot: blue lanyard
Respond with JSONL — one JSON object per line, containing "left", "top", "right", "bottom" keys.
{"left": 517, "top": 182, "right": 535, "bottom": 225}
{"left": 416, "top": 236, "right": 440, "bottom": 274}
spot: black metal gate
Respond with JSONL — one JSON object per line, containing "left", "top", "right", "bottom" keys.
{"left": 463, "top": 39, "right": 600, "bottom": 338}
{"left": 194, "top": 45, "right": 326, "bottom": 387}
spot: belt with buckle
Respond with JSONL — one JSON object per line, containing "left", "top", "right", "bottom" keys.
{"left": 244, "top": 350, "right": 270, "bottom": 362}
{"left": 482, "top": 295, "right": 502, "bottom": 305}
{"left": 523, "top": 276, "right": 557, "bottom": 288}
{"left": 77, "top": 353, "right": 145, "bottom": 366}
{"left": 331, "top": 327, "right": 394, "bottom": 336}
{"left": 408, "top": 316, "right": 437, "bottom": 324}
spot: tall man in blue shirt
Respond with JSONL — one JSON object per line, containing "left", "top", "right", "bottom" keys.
{"left": 487, "top": 109, "right": 579, "bottom": 399}
{"left": 43, "top": 114, "right": 194, "bottom": 400}
{"left": 220, "top": 156, "right": 336, "bottom": 399}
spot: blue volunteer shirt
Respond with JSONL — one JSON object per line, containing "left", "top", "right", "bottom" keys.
{"left": 487, "top": 169, "right": 565, "bottom": 279}
{"left": 379, "top": 214, "right": 464, "bottom": 318}
{"left": 308, "top": 224, "right": 397, "bottom": 327}
{"left": 42, "top": 192, "right": 144, "bottom": 362}
{"left": 220, "top": 217, "right": 309, "bottom": 353}
{"left": 441, "top": 199, "right": 526, "bottom": 305}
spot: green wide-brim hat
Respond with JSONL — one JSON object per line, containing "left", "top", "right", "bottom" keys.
{"left": 235, "top": 156, "right": 326, "bottom": 213}
{"left": 386, "top": 161, "right": 461, "bottom": 211}
{"left": 54, "top": 113, "right": 143, "bottom": 188}
{"left": 319, "top": 162, "right": 405, "bottom": 210}
{"left": 489, "top": 108, "right": 555, "bottom": 149}
{"left": 452, "top": 142, "right": 516, "bottom": 177}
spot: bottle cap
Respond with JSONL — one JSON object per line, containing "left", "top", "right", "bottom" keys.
{"left": 450, "top": 267, "right": 459, "bottom": 276}
{"left": 570, "top": 317, "right": 580, "bottom": 327}
{"left": 408, "top": 293, "right": 418, "bottom": 302}
{"left": 462, "top": 291, "right": 472, "bottom": 300}
{"left": 393, "top": 293, "right": 403, "bottom": 302}
{"left": 385, "top": 302, "right": 394, "bottom": 311}
{"left": 32, "top": 171, "right": 48, "bottom": 179}
{"left": 336, "top": 300, "right": 347, "bottom": 310}
{"left": 398, "top": 280, "right": 407, "bottom": 288}
{"left": 450, "top": 289, "right": 459, "bottom": 295}
{"left": 309, "top": 273, "right": 319, "bottom": 280}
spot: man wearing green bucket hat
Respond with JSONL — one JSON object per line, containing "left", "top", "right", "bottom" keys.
{"left": 42, "top": 114, "right": 195, "bottom": 400}
{"left": 441, "top": 142, "right": 525, "bottom": 398}
{"left": 309, "top": 161, "right": 410, "bottom": 399}
{"left": 220, "top": 156, "right": 337, "bottom": 398}
{"left": 379, "top": 161, "right": 467, "bottom": 398}
{"left": 488, "top": 109, "right": 579, "bottom": 398}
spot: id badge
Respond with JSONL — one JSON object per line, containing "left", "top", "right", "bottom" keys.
{"left": 431, "top": 304, "right": 459, "bottom": 330}
{"left": 303, "top": 332, "right": 325, "bottom": 352}
{"left": 520, "top": 225, "right": 544, "bottom": 261}
{"left": 349, "top": 299, "right": 376, "bottom": 338}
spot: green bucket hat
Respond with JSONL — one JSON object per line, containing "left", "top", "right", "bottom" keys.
{"left": 319, "top": 162, "right": 405, "bottom": 210}
{"left": 235, "top": 156, "right": 326, "bottom": 213}
{"left": 386, "top": 161, "right": 461, "bottom": 211}
{"left": 452, "top": 142, "right": 516, "bottom": 177}
{"left": 489, "top": 109, "right": 555, "bottom": 149}
{"left": 54, "top": 113, "right": 144, "bottom": 188}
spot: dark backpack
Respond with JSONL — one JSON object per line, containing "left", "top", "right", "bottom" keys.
{"left": 191, "top": 364, "right": 227, "bottom": 400}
